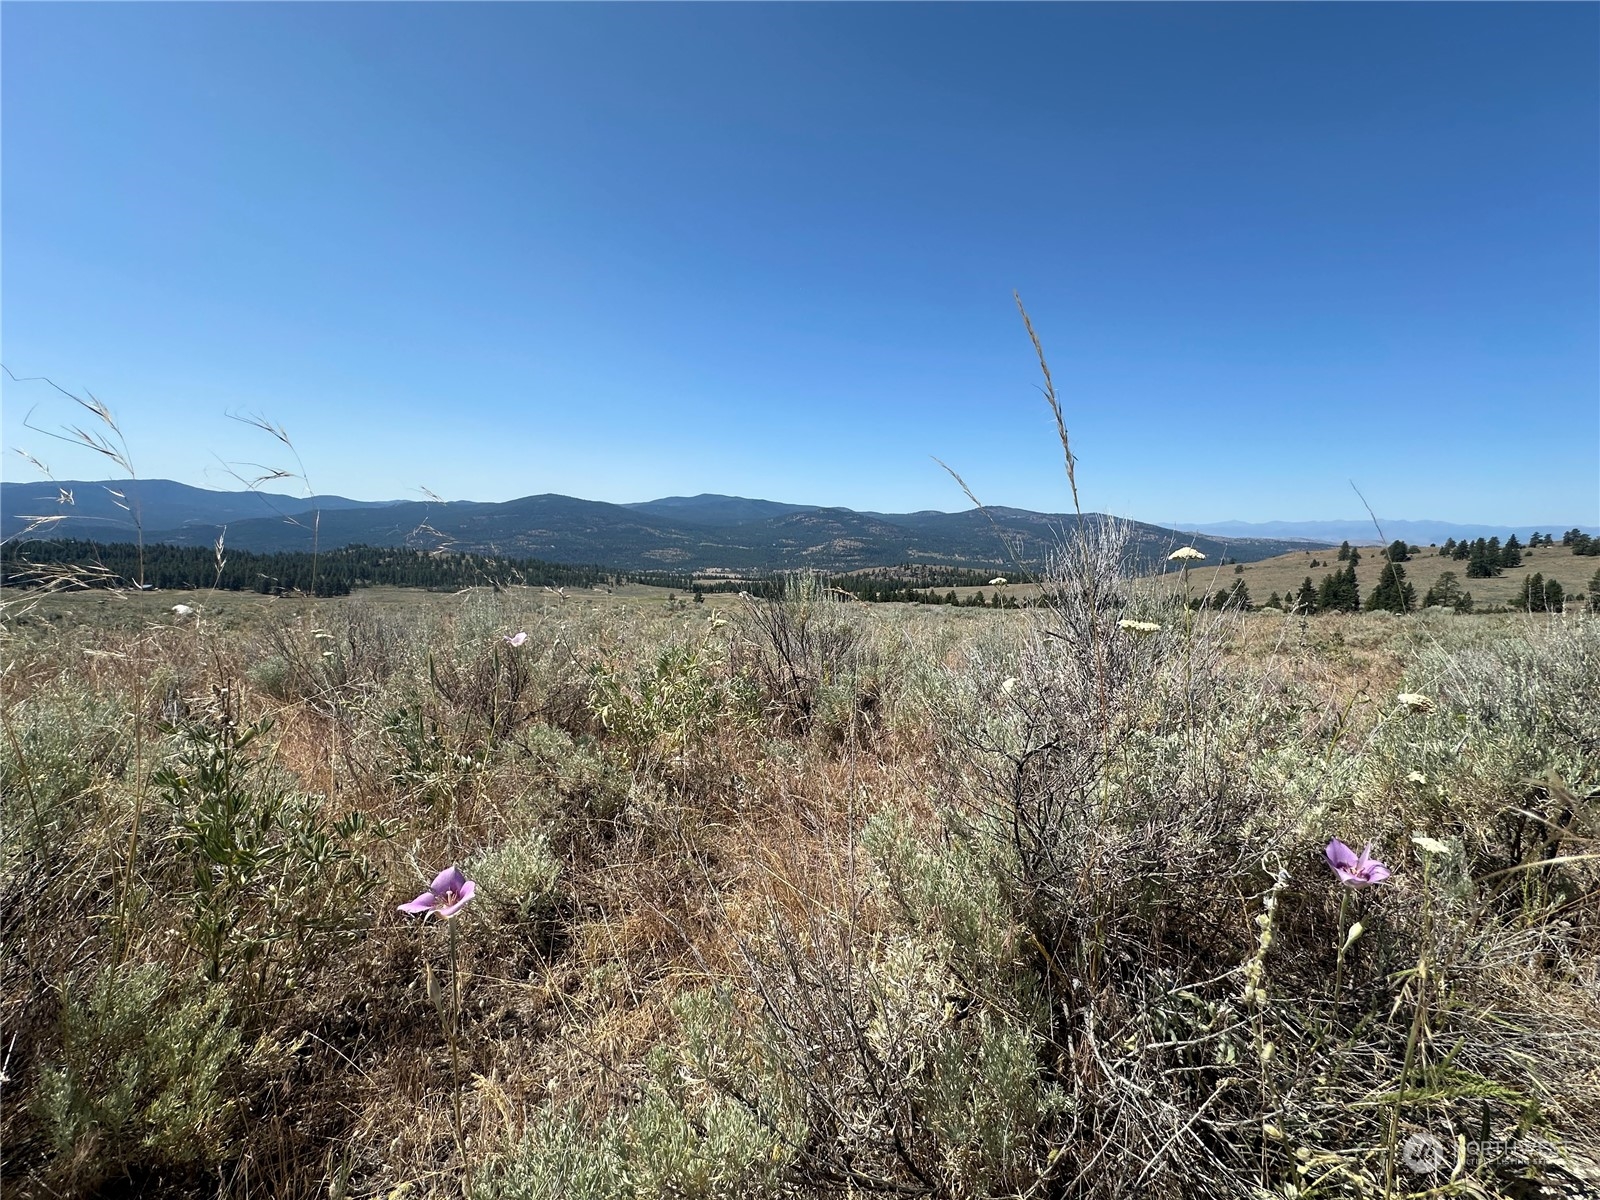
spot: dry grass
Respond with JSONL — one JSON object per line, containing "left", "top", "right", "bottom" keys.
{"left": 1222, "top": 543, "right": 1596, "bottom": 610}
{"left": 2, "top": 564, "right": 1597, "bottom": 1200}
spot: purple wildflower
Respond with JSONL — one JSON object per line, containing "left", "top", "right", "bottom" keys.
{"left": 399, "top": 866, "right": 477, "bottom": 918}
{"left": 1325, "top": 839, "right": 1391, "bottom": 887}
{"left": 504, "top": 631, "right": 528, "bottom": 647}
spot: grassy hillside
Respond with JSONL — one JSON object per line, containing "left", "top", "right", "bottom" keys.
{"left": 4, "top": 525, "right": 1597, "bottom": 1199}
{"left": 1224, "top": 542, "right": 1597, "bottom": 609}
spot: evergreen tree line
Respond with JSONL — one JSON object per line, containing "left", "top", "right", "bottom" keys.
{"left": 1435, "top": 531, "right": 1598, "bottom": 577}
{"left": 1267, "top": 558, "right": 1428, "bottom": 615}
{"left": 1515, "top": 573, "right": 1566, "bottom": 613}
{"left": 1558, "top": 529, "right": 1600, "bottom": 556}
{"left": 1439, "top": 535, "right": 1521, "bottom": 577}
{"left": 1268, "top": 560, "right": 1600, "bottom": 616}
{"left": 0, "top": 540, "right": 611, "bottom": 597}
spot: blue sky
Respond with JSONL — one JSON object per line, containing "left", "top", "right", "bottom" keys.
{"left": 3, "top": 3, "right": 1596, "bottom": 525}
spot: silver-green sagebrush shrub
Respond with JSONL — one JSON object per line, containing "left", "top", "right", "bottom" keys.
{"left": 478, "top": 993, "right": 792, "bottom": 1200}
{"left": 1398, "top": 618, "right": 1599, "bottom": 815}
{"left": 475, "top": 1105, "right": 627, "bottom": 1200}
{"left": 1370, "top": 619, "right": 1600, "bottom": 934}
{"left": 695, "top": 809, "right": 1060, "bottom": 1197}
{"left": 35, "top": 962, "right": 239, "bottom": 1192}
{"left": 467, "top": 829, "right": 563, "bottom": 924}
{"left": 515, "top": 721, "right": 632, "bottom": 826}
{"left": 0, "top": 687, "right": 132, "bottom": 866}
{"left": 483, "top": 819, "right": 1053, "bottom": 1199}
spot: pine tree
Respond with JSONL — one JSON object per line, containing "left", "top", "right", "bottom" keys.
{"left": 1337, "top": 540, "right": 1351, "bottom": 561}
{"left": 1518, "top": 572, "right": 1546, "bottom": 612}
{"left": 1347, "top": 546, "right": 1361, "bottom": 568}
{"left": 1316, "top": 572, "right": 1340, "bottom": 612}
{"left": 1295, "top": 576, "right": 1318, "bottom": 614}
{"left": 1441, "top": 537, "right": 1457, "bottom": 556}
{"left": 1423, "top": 570, "right": 1466, "bottom": 609}
{"left": 1466, "top": 538, "right": 1496, "bottom": 579}
{"left": 1501, "top": 535, "right": 1522, "bottom": 569}
{"left": 1319, "top": 566, "right": 1360, "bottom": 612}
{"left": 1544, "top": 578, "right": 1564, "bottom": 613}
{"left": 1366, "top": 561, "right": 1416, "bottom": 613}
{"left": 1386, "top": 540, "right": 1410, "bottom": 563}
{"left": 1341, "top": 564, "right": 1361, "bottom": 611}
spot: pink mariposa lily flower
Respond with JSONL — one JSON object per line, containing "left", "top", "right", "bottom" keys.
{"left": 1325, "top": 839, "right": 1391, "bottom": 887}
{"left": 399, "top": 866, "right": 477, "bottom": 918}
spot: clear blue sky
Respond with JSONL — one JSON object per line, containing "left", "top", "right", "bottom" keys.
{"left": 3, "top": 3, "right": 1596, "bottom": 525}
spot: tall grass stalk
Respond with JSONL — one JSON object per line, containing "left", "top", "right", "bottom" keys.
{"left": 228, "top": 411, "right": 322, "bottom": 597}
{"left": 446, "top": 917, "right": 472, "bottom": 1198}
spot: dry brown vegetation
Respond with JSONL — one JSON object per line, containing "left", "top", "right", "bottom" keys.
{"left": 3, "top": 536, "right": 1599, "bottom": 1200}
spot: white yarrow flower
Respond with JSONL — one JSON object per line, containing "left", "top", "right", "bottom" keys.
{"left": 1396, "top": 692, "right": 1435, "bottom": 713}
{"left": 1118, "top": 619, "right": 1162, "bottom": 634}
{"left": 1168, "top": 546, "right": 1206, "bottom": 562}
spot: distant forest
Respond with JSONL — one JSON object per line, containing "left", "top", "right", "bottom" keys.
{"left": 0, "top": 540, "right": 612, "bottom": 596}
{"left": 1, "top": 539, "right": 1029, "bottom": 606}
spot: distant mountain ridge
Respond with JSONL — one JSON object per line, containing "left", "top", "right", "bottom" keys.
{"left": 0, "top": 478, "right": 399, "bottom": 537}
{"left": 622, "top": 494, "right": 814, "bottom": 526}
{"left": 5, "top": 478, "right": 1330, "bottom": 572}
{"left": 1187, "top": 518, "right": 1600, "bottom": 545}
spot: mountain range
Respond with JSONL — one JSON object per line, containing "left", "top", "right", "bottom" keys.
{"left": 2, "top": 479, "right": 1323, "bottom": 573}
{"left": 1187, "top": 518, "right": 1597, "bottom": 544}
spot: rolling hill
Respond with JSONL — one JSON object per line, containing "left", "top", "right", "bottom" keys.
{"left": 3, "top": 478, "right": 1324, "bottom": 573}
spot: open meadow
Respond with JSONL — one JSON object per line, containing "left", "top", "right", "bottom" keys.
{"left": 3, "top": 525, "right": 1598, "bottom": 1200}
{"left": 914, "top": 543, "right": 1599, "bottom": 611}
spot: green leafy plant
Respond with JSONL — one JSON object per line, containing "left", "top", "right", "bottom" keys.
{"left": 154, "top": 715, "right": 392, "bottom": 997}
